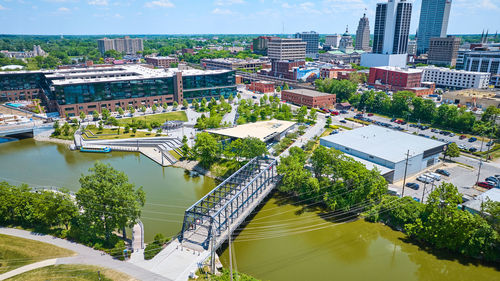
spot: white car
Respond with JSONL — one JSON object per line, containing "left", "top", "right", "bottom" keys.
{"left": 417, "top": 175, "right": 433, "bottom": 184}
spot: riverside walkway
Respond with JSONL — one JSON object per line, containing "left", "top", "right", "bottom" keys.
{"left": 137, "top": 156, "right": 279, "bottom": 280}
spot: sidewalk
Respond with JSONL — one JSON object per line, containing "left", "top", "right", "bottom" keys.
{"left": 0, "top": 228, "right": 170, "bottom": 281}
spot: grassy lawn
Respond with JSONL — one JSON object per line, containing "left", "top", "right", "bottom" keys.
{"left": 5, "top": 264, "right": 135, "bottom": 281}
{"left": 81, "top": 127, "right": 162, "bottom": 140}
{"left": 0, "top": 234, "right": 75, "bottom": 274}
{"left": 51, "top": 125, "right": 78, "bottom": 141}
{"left": 117, "top": 111, "right": 188, "bottom": 127}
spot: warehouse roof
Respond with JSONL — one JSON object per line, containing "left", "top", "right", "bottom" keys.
{"left": 206, "top": 120, "right": 296, "bottom": 141}
{"left": 283, "top": 89, "right": 331, "bottom": 98}
{"left": 463, "top": 188, "right": 500, "bottom": 213}
{"left": 320, "top": 125, "right": 446, "bottom": 163}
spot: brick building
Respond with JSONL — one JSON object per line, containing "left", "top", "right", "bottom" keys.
{"left": 368, "top": 66, "right": 423, "bottom": 91}
{"left": 320, "top": 68, "right": 356, "bottom": 79}
{"left": 145, "top": 56, "right": 179, "bottom": 68}
{"left": 281, "top": 89, "right": 336, "bottom": 108}
{"left": 246, "top": 81, "right": 275, "bottom": 94}
{"left": 427, "top": 36, "right": 461, "bottom": 67}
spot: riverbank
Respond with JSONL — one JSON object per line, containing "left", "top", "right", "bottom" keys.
{"left": 173, "top": 159, "right": 224, "bottom": 181}
{"left": 33, "top": 129, "right": 74, "bottom": 145}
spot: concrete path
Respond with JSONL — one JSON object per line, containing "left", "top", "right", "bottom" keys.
{"left": 0, "top": 228, "right": 170, "bottom": 281}
{"left": 0, "top": 259, "right": 57, "bottom": 280}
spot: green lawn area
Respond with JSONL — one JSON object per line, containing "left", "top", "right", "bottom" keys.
{"left": 0, "top": 234, "right": 75, "bottom": 274}
{"left": 117, "top": 111, "right": 188, "bottom": 127}
{"left": 210, "top": 159, "right": 244, "bottom": 178}
{"left": 5, "top": 264, "right": 134, "bottom": 281}
{"left": 82, "top": 127, "right": 162, "bottom": 140}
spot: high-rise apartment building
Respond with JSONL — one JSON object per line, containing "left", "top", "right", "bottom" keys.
{"left": 416, "top": 0, "right": 452, "bottom": 55}
{"left": 97, "top": 36, "right": 144, "bottom": 55}
{"left": 372, "top": 0, "right": 412, "bottom": 55}
{"left": 325, "top": 35, "right": 342, "bottom": 48}
{"left": 355, "top": 13, "right": 371, "bottom": 51}
{"left": 427, "top": 36, "right": 461, "bottom": 67}
{"left": 267, "top": 38, "right": 307, "bottom": 61}
{"left": 294, "top": 31, "right": 319, "bottom": 59}
{"left": 457, "top": 50, "right": 500, "bottom": 87}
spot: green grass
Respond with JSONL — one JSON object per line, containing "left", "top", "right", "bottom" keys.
{"left": 5, "top": 264, "right": 134, "bottom": 281}
{"left": 345, "top": 117, "right": 371, "bottom": 126}
{"left": 117, "top": 111, "right": 188, "bottom": 127}
{"left": 210, "top": 159, "right": 243, "bottom": 178}
{"left": 193, "top": 268, "right": 260, "bottom": 281}
{"left": 0, "top": 234, "right": 75, "bottom": 274}
{"left": 82, "top": 127, "right": 158, "bottom": 140}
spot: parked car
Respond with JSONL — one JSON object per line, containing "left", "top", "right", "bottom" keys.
{"left": 417, "top": 175, "right": 433, "bottom": 184}
{"left": 459, "top": 135, "right": 467, "bottom": 140}
{"left": 485, "top": 176, "right": 499, "bottom": 185}
{"left": 340, "top": 110, "right": 348, "bottom": 114}
{"left": 486, "top": 140, "right": 494, "bottom": 147}
{"left": 405, "top": 182, "right": 420, "bottom": 190}
{"left": 458, "top": 144, "right": 466, "bottom": 150}
{"left": 469, "top": 147, "right": 478, "bottom": 153}
{"left": 431, "top": 128, "right": 438, "bottom": 133}
{"left": 425, "top": 172, "right": 441, "bottom": 181}
{"left": 367, "top": 113, "right": 374, "bottom": 116}
{"left": 436, "top": 169, "right": 450, "bottom": 177}
{"left": 468, "top": 137, "right": 477, "bottom": 142}
{"left": 340, "top": 120, "right": 347, "bottom": 124}
{"left": 391, "top": 118, "right": 396, "bottom": 122}
{"left": 477, "top": 181, "right": 495, "bottom": 189}
{"left": 388, "top": 187, "right": 402, "bottom": 197}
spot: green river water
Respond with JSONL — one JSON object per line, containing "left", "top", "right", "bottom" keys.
{"left": 0, "top": 139, "right": 498, "bottom": 281}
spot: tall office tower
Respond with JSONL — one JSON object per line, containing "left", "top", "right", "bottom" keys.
{"left": 355, "top": 13, "right": 371, "bottom": 51}
{"left": 267, "top": 38, "right": 307, "bottom": 61}
{"left": 372, "top": 0, "right": 412, "bottom": 55}
{"left": 416, "top": 0, "right": 452, "bottom": 55}
{"left": 294, "top": 31, "right": 319, "bottom": 59}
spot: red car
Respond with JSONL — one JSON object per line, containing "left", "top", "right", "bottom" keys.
{"left": 331, "top": 111, "right": 339, "bottom": 116}
{"left": 477, "top": 182, "right": 495, "bottom": 189}
{"left": 367, "top": 113, "right": 374, "bottom": 116}
{"left": 459, "top": 135, "right": 467, "bottom": 140}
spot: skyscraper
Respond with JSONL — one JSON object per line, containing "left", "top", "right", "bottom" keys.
{"left": 416, "top": 0, "right": 452, "bottom": 55}
{"left": 372, "top": 0, "right": 412, "bottom": 55}
{"left": 294, "top": 31, "right": 319, "bottom": 59}
{"left": 355, "top": 13, "right": 371, "bottom": 51}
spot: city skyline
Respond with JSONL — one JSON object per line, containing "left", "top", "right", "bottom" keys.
{"left": 0, "top": 0, "right": 498, "bottom": 35}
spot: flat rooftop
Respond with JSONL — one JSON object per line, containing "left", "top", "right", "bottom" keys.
{"left": 463, "top": 188, "right": 500, "bottom": 212}
{"left": 321, "top": 125, "right": 446, "bottom": 163}
{"left": 346, "top": 154, "right": 394, "bottom": 175}
{"left": 283, "top": 89, "right": 331, "bottom": 98}
{"left": 373, "top": 66, "right": 423, "bottom": 74}
{"left": 420, "top": 66, "right": 490, "bottom": 75}
{"left": 206, "top": 120, "right": 296, "bottom": 141}
{"left": 201, "top": 58, "right": 268, "bottom": 64}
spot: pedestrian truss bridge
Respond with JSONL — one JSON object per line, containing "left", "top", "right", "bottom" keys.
{"left": 142, "top": 157, "right": 278, "bottom": 281}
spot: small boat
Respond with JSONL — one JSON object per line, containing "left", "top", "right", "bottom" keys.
{"left": 80, "top": 146, "right": 111, "bottom": 153}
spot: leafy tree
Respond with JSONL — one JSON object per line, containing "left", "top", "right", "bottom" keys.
{"left": 391, "top": 91, "right": 415, "bottom": 117}
{"left": 228, "top": 93, "right": 234, "bottom": 103}
{"left": 237, "top": 93, "right": 241, "bottom": 99}
{"left": 240, "top": 137, "right": 267, "bottom": 159}
{"left": 173, "top": 101, "right": 179, "bottom": 109}
{"left": 325, "top": 117, "right": 332, "bottom": 128}
{"left": 129, "top": 106, "right": 135, "bottom": 114}
{"left": 92, "top": 111, "right": 99, "bottom": 121}
{"left": 132, "top": 127, "right": 137, "bottom": 134}
{"left": 308, "top": 108, "right": 317, "bottom": 122}
{"left": 152, "top": 104, "right": 157, "bottom": 112}
{"left": 53, "top": 120, "right": 60, "bottom": 130}
{"left": 276, "top": 86, "right": 281, "bottom": 93}
{"left": 183, "top": 99, "right": 189, "bottom": 109}
{"left": 117, "top": 107, "right": 124, "bottom": 116}
{"left": 140, "top": 106, "right": 147, "bottom": 113}
{"left": 76, "top": 162, "right": 145, "bottom": 243}
{"left": 101, "top": 108, "right": 111, "bottom": 120}
{"left": 193, "top": 132, "right": 220, "bottom": 168}
{"left": 444, "top": 142, "right": 460, "bottom": 160}
{"left": 162, "top": 102, "right": 168, "bottom": 110}
{"left": 79, "top": 111, "right": 86, "bottom": 121}
{"left": 283, "top": 83, "right": 289, "bottom": 90}
{"left": 297, "top": 106, "right": 308, "bottom": 123}
{"left": 62, "top": 122, "right": 71, "bottom": 136}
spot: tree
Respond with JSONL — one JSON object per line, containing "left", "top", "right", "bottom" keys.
{"left": 140, "top": 106, "right": 147, "bottom": 113}
{"left": 152, "top": 104, "right": 157, "bottom": 113}
{"left": 228, "top": 93, "right": 234, "bottom": 103}
{"left": 76, "top": 162, "right": 145, "bottom": 244}
{"left": 325, "top": 117, "right": 332, "bottom": 128}
{"left": 129, "top": 106, "right": 135, "bottom": 114}
{"left": 237, "top": 93, "right": 241, "bottom": 99}
{"left": 240, "top": 137, "right": 267, "bottom": 159}
{"left": 276, "top": 86, "right": 281, "bottom": 93}
{"left": 308, "top": 108, "right": 317, "bottom": 122}
{"left": 92, "top": 110, "right": 99, "bottom": 121}
{"left": 173, "top": 101, "right": 179, "bottom": 110}
{"left": 101, "top": 108, "right": 111, "bottom": 120}
{"left": 117, "top": 107, "right": 124, "bottom": 116}
{"left": 193, "top": 132, "right": 220, "bottom": 168}
{"left": 132, "top": 127, "right": 137, "bottom": 134}
{"left": 183, "top": 99, "right": 189, "bottom": 109}
{"left": 79, "top": 111, "right": 86, "bottom": 121}
{"left": 162, "top": 102, "right": 168, "bottom": 110}
{"left": 283, "top": 83, "right": 289, "bottom": 90}
{"left": 444, "top": 142, "right": 460, "bottom": 160}
{"left": 53, "top": 120, "right": 60, "bottom": 130}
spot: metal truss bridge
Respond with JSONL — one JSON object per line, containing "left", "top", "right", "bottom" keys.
{"left": 180, "top": 156, "right": 278, "bottom": 251}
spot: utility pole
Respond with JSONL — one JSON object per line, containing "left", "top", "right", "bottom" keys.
{"left": 210, "top": 224, "right": 216, "bottom": 274}
{"left": 475, "top": 134, "right": 485, "bottom": 185}
{"left": 229, "top": 231, "right": 233, "bottom": 281}
{"left": 421, "top": 181, "right": 427, "bottom": 203}
{"left": 401, "top": 150, "right": 411, "bottom": 197}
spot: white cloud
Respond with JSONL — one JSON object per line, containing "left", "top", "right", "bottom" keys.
{"left": 145, "top": 0, "right": 174, "bottom": 8}
{"left": 58, "top": 7, "right": 70, "bottom": 12}
{"left": 212, "top": 8, "right": 233, "bottom": 15}
{"left": 215, "top": 0, "right": 244, "bottom": 5}
{"left": 88, "top": 0, "right": 109, "bottom": 6}
{"left": 0, "top": 4, "right": 6, "bottom": 10}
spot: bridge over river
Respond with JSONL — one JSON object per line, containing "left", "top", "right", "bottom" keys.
{"left": 136, "top": 156, "right": 278, "bottom": 281}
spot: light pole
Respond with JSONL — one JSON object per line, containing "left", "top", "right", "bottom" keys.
{"left": 401, "top": 150, "right": 411, "bottom": 197}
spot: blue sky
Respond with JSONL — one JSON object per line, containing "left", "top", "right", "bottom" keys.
{"left": 0, "top": 0, "right": 499, "bottom": 35}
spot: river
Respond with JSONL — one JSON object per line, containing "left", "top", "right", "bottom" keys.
{"left": 0, "top": 139, "right": 498, "bottom": 281}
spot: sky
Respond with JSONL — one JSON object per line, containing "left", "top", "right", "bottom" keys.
{"left": 0, "top": 0, "right": 499, "bottom": 35}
